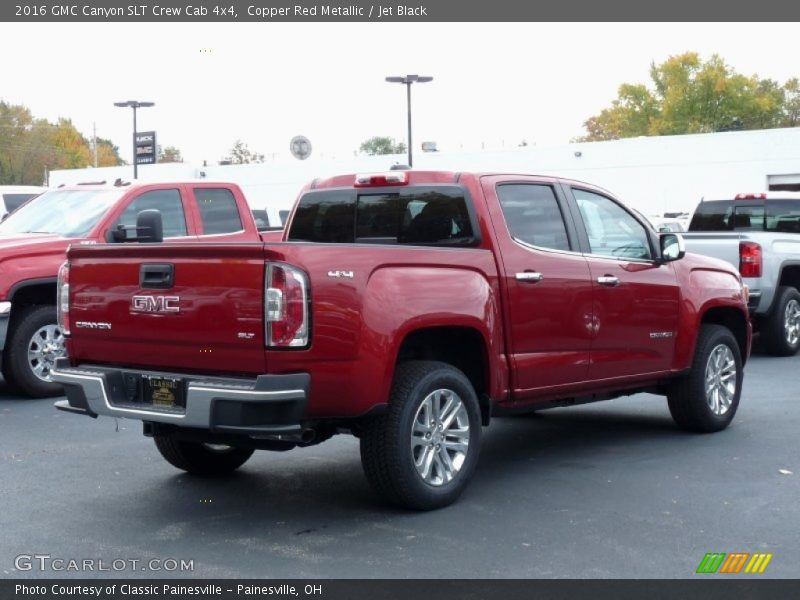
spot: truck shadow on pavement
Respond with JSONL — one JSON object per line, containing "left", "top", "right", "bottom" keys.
{"left": 93, "top": 400, "right": 690, "bottom": 525}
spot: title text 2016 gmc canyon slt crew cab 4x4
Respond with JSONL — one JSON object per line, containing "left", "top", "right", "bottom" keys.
{"left": 0, "top": 180, "right": 267, "bottom": 397}
{"left": 684, "top": 192, "right": 800, "bottom": 356}
{"left": 53, "top": 171, "right": 751, "bottom": 510}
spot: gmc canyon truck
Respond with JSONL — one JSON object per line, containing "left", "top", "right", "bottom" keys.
{"left": 684, "top": 192, "right": 800, "bottom": 356}
{"left": 0, "top": 180, "right": 267, "bottom": 398}
{"left": 52, "top": 171, "right": 751, "bottom": 510}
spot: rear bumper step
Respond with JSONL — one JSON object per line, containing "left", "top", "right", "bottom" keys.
{"left": 51, "top": 358, "right": 309, "bottom": 436}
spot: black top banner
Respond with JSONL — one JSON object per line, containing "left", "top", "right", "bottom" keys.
{"left": 2, "top": 0, "right": 798, "bottom": 22}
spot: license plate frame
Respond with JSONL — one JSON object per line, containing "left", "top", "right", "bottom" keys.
{"left": 142, "top": 376, "right": 185, "bottom": 409}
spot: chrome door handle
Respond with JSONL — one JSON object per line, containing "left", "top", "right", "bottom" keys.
{"left": 597, "top": 275, "right": 620, "bottom": 286}
{"left": 516, "top": 272, "right": 543, "bottom": 282}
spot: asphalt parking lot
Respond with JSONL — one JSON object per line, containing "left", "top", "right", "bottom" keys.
{"left": 1, "top": 346, "right": 798, "bottom": 579}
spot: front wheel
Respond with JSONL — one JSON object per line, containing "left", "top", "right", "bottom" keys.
{"left": 360, "top": 361, "right": 482, "bottom": 510}
{"left": 2, "top": 305, "right": 65, "bottom": 398}
{"left": 667, "top": 324, "right": 743, "bottom": 432}
{"left": 761, "top": 286, "right": 800, "bottom": 356}
{"left": 154, "top": 434, "right": 255, "bottom": 476}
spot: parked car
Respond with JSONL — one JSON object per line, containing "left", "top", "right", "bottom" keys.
{"left": 0, "top": 180, "right": 267, "bottom": 397}
{"left": 53, "top": 171, "right": 750, "bottom": 510}
{"left": 0, "top": 185, "right": 48, "bottom": 220}
{"left": 683, "top": 192, "right": 800, "bottom": 355}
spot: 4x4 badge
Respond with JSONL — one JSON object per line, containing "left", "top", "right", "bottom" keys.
{"left": 327, "top": 270, "right": 354, "bottom": 279}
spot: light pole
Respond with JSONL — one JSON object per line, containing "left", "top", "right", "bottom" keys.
{"left": 385, "top": 75, "right": 432, "bottom": 168}
{"left": 113, "top": 100, "right": 155, "bottom": 179}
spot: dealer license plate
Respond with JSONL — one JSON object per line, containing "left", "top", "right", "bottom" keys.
{"left": 143, "top": 376, "right": 185, "bottom": 408}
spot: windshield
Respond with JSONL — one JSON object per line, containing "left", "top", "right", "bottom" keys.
{"left": 0, "top": 189, "right": 126, "bottom": 237}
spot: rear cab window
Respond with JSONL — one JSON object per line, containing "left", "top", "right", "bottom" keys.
{"left": 689, "top": 200, "right": 766, "bottom": 232}
{"left": 288, "top": 186, "right": 478, "bottom": 246}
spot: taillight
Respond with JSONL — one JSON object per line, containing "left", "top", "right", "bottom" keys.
{"left": 735, "top": 193, "right": 767, "bottom": 200}
{"left": 265, "top": 263, "right": 309, "bottom": 348}
{"left": 739, "top": 242, "right": 762, "bottom": 278}
{"left": 57, "top": 261, "right": 70, "bottom": 335}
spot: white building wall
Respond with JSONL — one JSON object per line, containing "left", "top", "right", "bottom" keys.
{"left": 49, "top": 127, "right": 800, "bottom": 224}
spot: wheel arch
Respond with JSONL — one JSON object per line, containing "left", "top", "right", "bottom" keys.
{"left": 777, "top": 263, "right": 800, "bottom": 293}
{"left": 8, "top": 278, "right": 58, "bottom": 308}
{"left": 699, "top": 306, "right": 749, "bottom": 365}
{"left": 393, "top": 325, "right": 492, "bottom": 426}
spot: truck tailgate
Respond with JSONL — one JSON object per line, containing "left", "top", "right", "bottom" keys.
{"left": 67, "top": 244, "right": 268, "bottom": 375}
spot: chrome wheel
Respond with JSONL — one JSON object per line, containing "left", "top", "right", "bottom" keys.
{"left": 27, "top": 324, "right": 65, "bottom": 383}
{"left": 783, "top": 299, "right": 800, "bottom": 346}
{"left": 410, "top": 389, "right": 470, "bottom": 486}
{"left": 704, "top": 344, "right": 737, "bottom": 416}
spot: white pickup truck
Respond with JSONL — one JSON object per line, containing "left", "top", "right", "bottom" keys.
{"left": 683, "top": 192, "right": 800, "bottom": 356}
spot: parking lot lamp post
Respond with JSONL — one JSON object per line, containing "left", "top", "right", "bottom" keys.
{"left": 113, "top": 100, "right": 155, "bottom": 179}
{"left": 385, "top": 75, "right": 433, "bottom": 168}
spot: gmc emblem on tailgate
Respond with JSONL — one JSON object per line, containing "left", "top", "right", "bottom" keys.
{"left": 132, "top": 295, "right": 181, "bottom": 314}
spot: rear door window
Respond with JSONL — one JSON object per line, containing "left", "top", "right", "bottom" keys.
{"left": 194, "top": 188, "right": 243, "bottom": 235}
{"left": 495, "top": 184, "right": 570, "bottom": 251}
{"left": 766, "top": 199, "right": 800, "bottom": 233}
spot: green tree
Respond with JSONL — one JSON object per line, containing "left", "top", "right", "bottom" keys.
{"left": 0, "top": 101, "right": 114, "bottom": 184}
{"left": 95, "top": 137, "right": 124, "bottom": 167}
{"left": 359, "top": 136, "right": 407, "bottom": 155}
{"left": 783, "top": 78, "right": 800, "bottom": 127}
{"left": 579, "top": 52, "right": 798, "bottom": 141}
{"left": 157, "top": 145, "right": 183, "bottom": 163}
{"left": 225, "top": 139, "right": 264, "bottom": 164}
{"left": 0, "top": 102, "right": 36, "bottom": 183}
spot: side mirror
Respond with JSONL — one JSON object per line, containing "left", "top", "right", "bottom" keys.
{"left": 659, "top": 232, "right": 685, "bottom": 263}
{"left": 136, "top": 209, "right": 163, "bottom": 243}
{"left": 108, "top": 209, "right": 163, "bottom": 243}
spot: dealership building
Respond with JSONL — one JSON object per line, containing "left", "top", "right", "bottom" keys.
{"left": 50, "top": 126, "right": 800, "bottom": 227}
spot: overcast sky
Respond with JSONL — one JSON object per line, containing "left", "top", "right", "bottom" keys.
{"left": 2, "top": 22, "right": 799, "bottom": 164}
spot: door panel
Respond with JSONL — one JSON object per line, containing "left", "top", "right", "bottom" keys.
{"left": 585, "top": 256, "right": 679, "bottom": 378}
{"left": 569, "top": 187, "right": 680, "bottom": 379}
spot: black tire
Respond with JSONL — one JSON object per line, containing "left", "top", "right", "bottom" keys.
{"left": 2, "top": 305, "right": 65, "bottom": 398}
{"left": 154, "top": 434, "right": 255, "bottom": 476}
{"left": 761, "top": 286, "right": 800, "bottom": 357}
{"left": 667, "top": 324, "right": 743, "bottom": 433}
{"left": 360, "top": 360, "right": 482, "bottom": 510}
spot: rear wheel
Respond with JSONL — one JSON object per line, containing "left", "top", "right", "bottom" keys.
{"left": 2, "top": 305, "right": 65, "bottom": 398}
{"left": 360, "top": 361, "right": 482, "bottom": 510}
{"left": 667, "top": 324, "right": 743, "bottom": 432}
{"left": 761, "top": 286, "right": 800, "bottom": 356}
{"left": 154, "top": 434, "right": 255, "bottom": 476}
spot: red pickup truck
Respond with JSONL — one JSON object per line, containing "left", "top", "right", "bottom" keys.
{"left": 53, "top": 171, "right": 750, "bottom": 510}
{"left": 0, "top": 180, "right": 269, "bottom": 398}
